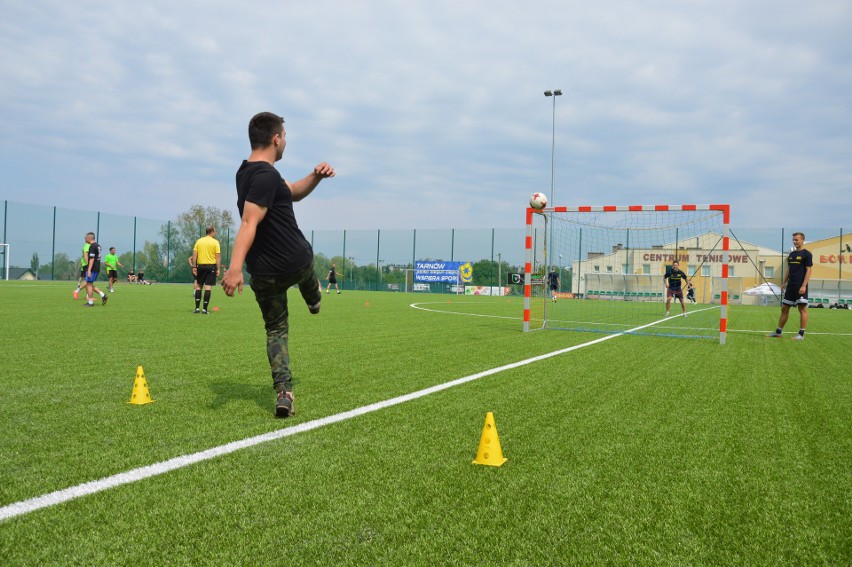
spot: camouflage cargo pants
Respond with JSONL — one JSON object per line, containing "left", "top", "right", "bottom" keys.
{"left": 250, "top": 264, "right": 321, "bottom": 393}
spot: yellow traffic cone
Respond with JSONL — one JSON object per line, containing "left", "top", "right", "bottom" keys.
{"left": 128, "top": 366, "right": 154, "bottom": 405}
{"left": 472, "top": 412, "right": 507, "bottom": 467}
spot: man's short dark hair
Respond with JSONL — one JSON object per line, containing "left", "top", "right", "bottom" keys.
{"left": 206, "top": 226, "right": 215, "bottom": 235}
{"left": 249, "top": 112, "right": 284, "bottom": 150}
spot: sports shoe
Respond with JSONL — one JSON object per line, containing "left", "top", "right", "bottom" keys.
{"left": 83, "top": 302, "right": 94, "bottom": 307}
{"left": 73, "top": 290, "right": 79, "bottom": 300}
{"left": 276, "top": 391, "right": 294, "bottom": 418}
{"left": 202, "top": 309, "right": 208, "bottom": 315}
{"left": 791, "top": 335, "right": 805, "bottom": 341}
{"left": 193, "top": 308, "right": 200, "bottom": 314}
{"left": 683, "top": 313, "right": 688, "bottom": 318}
{"left": 326, "top": 290, "right": 329, "bottom": 294}
{"left": 308, "top": 301, "right": 321, "bottom": 315}
{"left": 337, "top": 291, "right": 341, "bottom": 294}
{"left": 767, "top": 332, "right": 782, "bottom": 338}
{"left": 665, "top": 312, "right": 670, "bottom": 317}
{"left": 101, "top": 295, "right": 108, "bottom": 306}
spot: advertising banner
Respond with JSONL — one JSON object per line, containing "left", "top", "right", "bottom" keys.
{"left": 415, "top": 261, "right": 473, "bottom": 283}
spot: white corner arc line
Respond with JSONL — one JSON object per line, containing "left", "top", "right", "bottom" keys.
{"left": 1, "top": 314, "right": 668, "bottom": 523}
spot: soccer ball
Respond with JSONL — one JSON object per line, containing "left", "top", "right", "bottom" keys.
{"left": 529, "top": 192, "right": 548, "bottom": 210}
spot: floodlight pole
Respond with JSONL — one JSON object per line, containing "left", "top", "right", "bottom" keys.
{"left": 544, "top": 89, "right": 562, "bottom": 268}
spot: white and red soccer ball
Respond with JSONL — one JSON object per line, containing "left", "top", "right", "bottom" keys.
{"left": 529, "top": 192, "right": 548, "bottom": 210}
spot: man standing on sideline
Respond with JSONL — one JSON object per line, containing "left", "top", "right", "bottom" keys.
{"left": 222, "top": 112, "right": 335, "bottom": 417}
{"left": 326, "top": 263, "right": 341, "bottom": 294}
{"left": 547, "top": 266, "right": 560, "bottom": 302}
{"left": 189, "top": 226, "right": 221, "bottom": 314}
{"left": 83, "top": 232, "right": 108, "bottom": 307}
{"left": 665, "top": 260, "right": 689, "bottom": 317}
{"left": 103, "top": 247, "right": 123, "bottom": 293}
{"left": 769, "top": 232, "right": 813, "bottom": 340}
{"left": 73, "top": 237, "right": 91, "bottom": 300}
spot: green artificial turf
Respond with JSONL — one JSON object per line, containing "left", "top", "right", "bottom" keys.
{"left": 0, "top": 281, "right": 849, "bottom": 565}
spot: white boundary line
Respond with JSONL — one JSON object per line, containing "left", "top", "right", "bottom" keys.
{"left": 0, "top": 314, "right": 673, "bottom": 523}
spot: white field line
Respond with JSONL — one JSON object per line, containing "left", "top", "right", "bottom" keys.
{"left": 412, "top": 301, "right": 852, "bottom": 337}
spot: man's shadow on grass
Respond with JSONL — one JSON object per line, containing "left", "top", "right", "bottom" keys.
{"left": 209, "top": 381, "right": 275, "bottom": 413}
{"left": 210, "top": 377, "right": 302, "bottom": 413}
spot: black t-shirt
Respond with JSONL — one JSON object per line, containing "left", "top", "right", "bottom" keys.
{"left": 665, "top": 269, "right": 688, "bottom": 290}
{"left": 547, "top": 271, "right": 559, "bottom": 287}
{"left": 235, "top": 161, "right": 313, "bottom": 276}
{"left": 787, "top": 248, "right": 813, "bottom": 285}
{"left": 87, "top": 242, "right": 102, "bottom": 273}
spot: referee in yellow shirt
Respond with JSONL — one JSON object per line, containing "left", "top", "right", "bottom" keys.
{"left": 189, "top": 226, "right": 221, "bottom": 314}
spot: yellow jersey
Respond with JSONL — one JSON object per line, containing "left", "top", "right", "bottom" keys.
{"left": 193, "top": 236, "right": 221, "bottom": 265}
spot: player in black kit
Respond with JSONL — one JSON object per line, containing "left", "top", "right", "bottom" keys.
{"left": 769, "top": 232, "right": 813, "bottom": 340}
{"left": 664, "top": 260, "right": 689, "bottom": 318}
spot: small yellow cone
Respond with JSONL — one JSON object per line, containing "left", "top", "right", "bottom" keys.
{"left": 472, "top": 412, "right": 507, "bottom": 467}
{"left": 128, "top": 366, "right": 154, "bottom": 405}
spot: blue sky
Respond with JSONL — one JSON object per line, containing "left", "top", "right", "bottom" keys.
{"left": 1, "top": 0, "right": 850, "bottom": 231}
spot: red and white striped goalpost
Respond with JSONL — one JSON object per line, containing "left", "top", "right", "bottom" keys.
{"left": 523, "top": 204, "right": 731, "bottom": 344}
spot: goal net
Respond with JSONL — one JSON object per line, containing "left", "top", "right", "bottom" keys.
{"left": 523, "top": 204, "right": 730, "bottom": 344}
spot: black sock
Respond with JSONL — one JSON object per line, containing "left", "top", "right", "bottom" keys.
{"left": 194, "top": 290, "right": 201, "bottom": 308}
{"left": 799, "top": 329, "right": 805, "bottom": 337}
{"left": 776, "top": 327, "right": 783, "bottom": 335}
{"left": 203, "top": 290, "right": 211, "bottom": 310}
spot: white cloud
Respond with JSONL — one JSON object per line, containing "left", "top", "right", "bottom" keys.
{"left": 0, "top": 0, "right": 850, "bottom": 233}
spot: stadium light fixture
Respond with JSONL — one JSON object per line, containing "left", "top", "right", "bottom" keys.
{"left": 544, "top": 88, "right": 563, "bottom": 268}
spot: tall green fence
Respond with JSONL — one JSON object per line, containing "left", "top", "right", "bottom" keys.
{"left": 0, "top": 200, "right": 848, "bottom": 294}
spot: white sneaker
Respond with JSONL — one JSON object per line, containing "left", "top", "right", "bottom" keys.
{"left": 683, "top": 313, "right": 687, "bottom": 318}
{"left": 791, "top": 334, "right": 804, "bottom": 341}
{"left": 665, "top": 312, "right": 670, "bottom": 317}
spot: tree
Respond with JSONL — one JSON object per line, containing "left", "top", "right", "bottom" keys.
{"left": 30, "top": 252, "right": 39, "bottom": 275}
{"left": 134, "top": 241, "right": 168, "bottom": 282}
{"left": 159, "top": 205, "right": 236, "bottom": 283}
{"left": 46, "top": 253, "right": 78, "bottom": 281}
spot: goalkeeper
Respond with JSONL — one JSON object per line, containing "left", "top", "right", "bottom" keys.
{"left": 664, "top": 261, "right": 689, "bottom": 317}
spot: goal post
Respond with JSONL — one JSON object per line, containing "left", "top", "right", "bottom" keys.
{"left": 524, "top": 204, "right": 730, "bottom": 344}
{"left": 0, "top": 243, "right": 9, "bottom": 281}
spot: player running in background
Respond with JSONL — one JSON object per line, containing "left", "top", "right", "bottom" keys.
{"left": 83, "top": 232, "right": 108, "bottom": 307}
{"left": 222, "top": 111, "right": 335, "bottom": 418}
{"left": 769, "top": 232, "right": 813, "bottom": 340}
{"left": 103, "top": 247, "right": 123, "bottom": 293}
{"left": 326, "top": 263, "right": 341, "bottom": 294}
{"left": 665, "top": 260, "right": 688, "bottom": 317}
{"left": 686, "top": 280, "right": 696, "bottom": 303}
{"left": 73, "top": 238, "right": 91, "bottom": 300}
{"left": 547, "top": 266, "right": 560, "bottom": 302}
{"left": 189, "top": 226, "right": 221, "bottom": 314}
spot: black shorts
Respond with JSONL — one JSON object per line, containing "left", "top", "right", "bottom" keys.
{"left": 328, "top": 277, "right": 337, "bottom": 284}
{"left": 782, "top": 283, "right": 808, "bottom": 306}
{"left": 195, "top": 264, "right": 217, "bottom": 287}
{"left": 80, "top": 269, "right": 86, "bottom": 278}
{"left": 108, "top": 270, "right": 118, "bottom": 279}
{"left": 667, "top": 288, "right": 683, "bottom": 299}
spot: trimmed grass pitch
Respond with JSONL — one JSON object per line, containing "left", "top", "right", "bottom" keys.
{"left": 0, "top": 281, "right": 849, "bottom": 564}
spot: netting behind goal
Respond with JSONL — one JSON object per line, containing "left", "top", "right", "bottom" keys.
{"left": 523, "top": 205, "right": 730, "bottom": 344}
